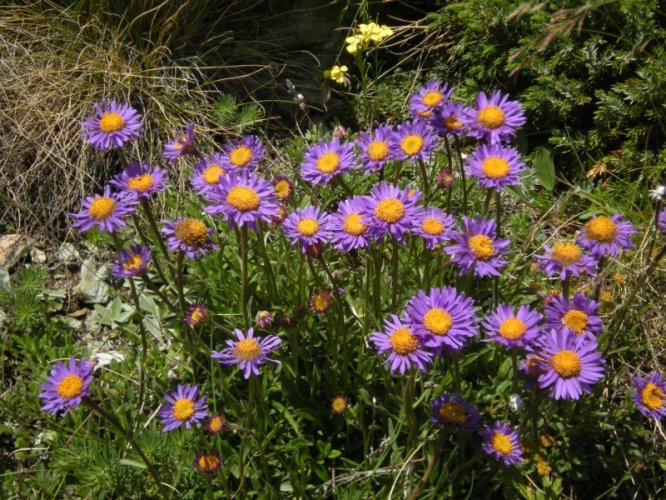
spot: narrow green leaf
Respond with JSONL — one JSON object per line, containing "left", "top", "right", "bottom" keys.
{"left": 533, "top": 147, "right": 556, "bottom": 190}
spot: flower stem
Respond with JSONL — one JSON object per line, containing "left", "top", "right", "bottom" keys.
{"left": 404, "top": 370, "right": 417, "bottom": 446}
{"left": 418, "top": 160, "right": 431, "bottom": 201}
{"left": 239, "top": 226, "right": 250, "bottom": 329}
{"left": 454, "top": 136, "right": 468, "bottom": 215}
{"left": 139, "top": 197, "right": 172, "bottom": 271}
{"left": 255, "top": 222, "right": 277, "bottom": 299}
{"left": 391, "top": 238, "right": 401, "bottom": 309}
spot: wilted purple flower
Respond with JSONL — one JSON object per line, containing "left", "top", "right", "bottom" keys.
{"left": 163, "top": 124, "right": 196, "bottom": 163}
{"left": 430, "top": 392, "right": 480, "bottom": 430}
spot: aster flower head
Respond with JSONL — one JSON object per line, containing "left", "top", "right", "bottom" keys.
{"left": 206, "top": 415, "right": 228, "bottom": 434}
{"left": 369, "top": 315, "right": 433, "bottom": 374}
{"left": 364, "top": 182, "right": 420, "bottom": 244}
{"left": 430, "top": 392, "right": 480, "bottom": 431}
{"left": 110, "top": 244, "right": 151, "bottom": 278}
{"left": 161, "top": 217, "right": 219, "bottom": 260}
{"left": 463, "top": 90, "right": 526, "bottom": 144}
{"left": 431, "top": 101, "right": 467, "bottom": 137}
{"left": 311, "top": 291, "right": 333, "bottom": 313}
{"left": 632, "top": 371, "right": 666, "bottom": 420}
{"left": 466, "top": 143, "right": 525, "bottom": 191}
{"left": 194, "top": 451, "right": 222, "bottom": 475}
{"left": 329, "top": 196, "right": 373, "bottom": 252}
{"left": 406, "top": 286, "right": 478, "bottom": 353}
{"left": 545, "top": 293, "right": 603, "bottom": 338}
{"left": 536, "top": 330, "right": 605, "bottom": 400}
{"left": 577, "top": 214, "right": 636, "bottom": 259}
{"left": 185, "top": 304, "right": 208, "bottom": 326}
{"left": 110, "top": 162, "right": 168, "bottom": 198}
{"left": 445, "top": 216, "right": 510, "bottom": 278}
{"left": 163, "top": 124, "right": 196, "bottom": 163}
{"left": 273, "top": 176, "right": 295, "bottom": 201}
{"left": 192, "top": 153, "right": 227, "bottom": 194}
{"left": 255, "top": 310, "right": 274, "bottom": 329}
{"left": 409, "top": 80, "right": 452, "bottom": 119}
{"left": 436, "top": 169, "right": 455, "bottom": 188}
{"left": 482, "top": 304, "right": 543, "bottom": 350}
{"left": 412, "top": 207, "right": 456, "bottom": 250}
{"left": 536, "top": 241, "right": 597, "bottom": 281}
{"left": 355, "top": 125, "right": 394, "bottom": 173}
{"left": 390, "top": 120, "right": 439, "bottom": 163}
{"left": 331, "top": 395, "right": 349, "bottom": 414}
{"left": 212, "top": 328, "right": 281, "bottom": 379}
{"left": 481, "top": 421, "right": 524, "bottom": 466}
{"left": 220, "top": 135, "right": 264, "bottom": 171}
{"left": 282, "top": 205, "right": 331, "bottom": 253}
{"left": 82, "top": 100, "right": 142, "bottom": 150}
{"left": 159, "top": 384, "right": 208, "bottom": 432}
{"left": 40, "top": 356, "right": 93, "bottom": 415}
{"left": 70, "top": 185, "right": 138, "bottom": 233}
{"left": 300, "top": 137, "right": 357, "bottom": 185}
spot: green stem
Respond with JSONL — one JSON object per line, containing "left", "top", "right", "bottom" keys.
{"left": 255, "top": 222, "right": 277, "bottom": 299}
{"left": 418, "top": 160, "right": 431, "bottom": 201}
{"left": 175, "top": 251, "right": 187, "bottom": 316}
{"left": 404, "top": 370, "right": 417, "bottom": 447}
{"left": 452, "top": 353, "right": 462, "bottom": 393}
{"left": 131, "top": 214, "right": 170, "bottom": 287}
{"left": 139, "top": 198, "right": 173, "bottom": 271}
{"left": 239, "top": 226, "right": 249, "bottom": 329}
{"left": 593, "top": 256, "right": 605, "bottom": 302}
{"left": 511, "top": 349, "right": 519, "bottom": 394}
{"left": 391, "top": 239, "right": 400, "bottom": 309}
{"left": 454, "top": 136, "right": 468, "bottom": 215}
{"left": 407, "top": 433, "right": 444, "bottom": 500}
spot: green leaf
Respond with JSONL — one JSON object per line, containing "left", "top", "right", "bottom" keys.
{"left": 117, "top": 459, "right": 146, "bottom": 469}
{"left": 533, "top": 146, "right": 556, "bottom": 190}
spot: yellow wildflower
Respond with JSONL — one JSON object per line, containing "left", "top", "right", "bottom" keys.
{"left": 345, "top": 34, "right": 364, "bottom": 54}
{"left": 323, "top": 65, "right": 350, "bottom": 86}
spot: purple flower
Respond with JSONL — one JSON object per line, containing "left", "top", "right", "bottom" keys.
{"left": 194, "top": 451, "right": 222, "bottom": 475}
{"left": 462, "top": 90, "right": 526, "bottom": 144}
{"left": 535, "top": 330, "right": 605, "bottom": 400}
{"left": 204, "top": 171, "right": 279, "bottom": 230}
{"left": 409, "top": 80, "right": 452, "bottom": 119}
{"left": 212, "top": 328, "right": 281, "bottom": 379}
{"left": 658, "top": 207, "right": 666, "bottom": 235}
{"left": 544, "top": 293, "right": 603, "bottom": 338}
{"left": 82, "top": 100, "right": 143, "bottom": 150}
{"left": 364, "top": 182, "right": 420, "bottom": 244}
{"left": 282, "top": 205, "right": 330, "bottom": 253}
{"left": 163, "top": 124, "right": 196, "bottom": 163}
{"left": 481, "top": 421, "right": 524, "bottom": 466}
{"left": 70, "top": 185, "right": 138, "bottom": 233}
{"left": 445, "top": 216, "right": 510, "bottom": 278}
{"left": 159, "top": 384, "right": 208, "bottom": 432}
{"left": 431, "top": 101, "right": 467, "bottom": 137}
{"left": 355, "top": 125, "right": 394, "bottom": 173}
{"left": 632, "top": 371, "right": 666, "bottom": 420}
{"left": 300, "top": 137, "right": 357, "bottom": 185}
{"left": 273, "top": 176, "right": 295, "bottom": 201}
{"left": 369, "top": 315, "right": 433, "bottom": 374}
{"left": 185, "top": 304, "right": 208, "bottom": 326}
{"left": 577, "top": 214, "right": 636, "bottom": 259}
{"left": 192, "top": 153, "right": 227, "bottom": 194}
{"left": 161, "top": 217, "right": 219, "bottom": 260}
{"left": 390, "top": 120, "right": 439, "bottom": 163}
{"left": 110, "top": 162, "right": 168, "bottom": 197}
{"left": 482, "top": 304, "right": 543, "bottom": 350}
{"left": 110, "top": 244, "right": 151, "bottom": 278}
{"left": 430, "top": 392, "right": 480, "bottom": 431}
{"left": 536, "top": 241, "right": 597, "bottom": 281}
{"left": 220, "top": 135, "right": 264, "bottom": 171}
{"left": 405, "top": 286, "right": 478, "bottom": 353}
{"left": 412, "top": 207, "right": 456, "bottom": 250}
{"left": 466, "top": 143, "right": 525, "bottom": 191}
{"left": 329, "top": 197, "right": 373, "bottom": 252}
{"left": 40, "top": 356, "right": 93, "bottom": 415}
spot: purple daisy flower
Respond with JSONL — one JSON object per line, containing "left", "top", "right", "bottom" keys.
{"left": 329, "top": 197, "right": 373, "bottom": 252}
{"left": 482, "top": 304, "right": 543, "bottom": 350}
{"left": 481, "top": 421, "right": 524, "bottom": 466}
{"left": 355, "top": 124, "right": 394, "bottom": 173}
{"left": 364, "top": 182, "right": 420, "bottom": 244}
{"left": 211, "top": 328, "right": 281, "bottom": 379}
{"left": 300, "top": 137, "right": 357, "bottom": 185}
{"left": 544, "top": 293, "right": 603, "bottom": 338}
{"left": 463, "top": 90, "right": 526, "bottom": 145}
{"left": 536, "top": 330, "right": 605, "bottom": 400}
{"left": 577, "top": 214, "right": 636, "bottom": 259}
{"left": 431, "top": 101, "right": 467, "bottom": 137}
{"left": 282, "top": 205, "right": 331, "bottom": 253}
{"left": 110, "top": 162, "right": 169, "bottom": 198}
{"left": 536, "top": 241, "right": 597, "bottom": 281}
{"left": 191, "top": 153, "right": 227, "bottom": 194}
{"left": 159, "top": 384, "right": 208, "bottom": 432}
{"left": 405, "top": 286, "right": 478, "bottom": 353}
{"left": 161, "top": 217, "right": 219, "bottom": 260}
{"left": 412, "top": 207, "right": 456, "bottom": 250}
{"left": 369, "top": 315, "right": 433, "bottom": 374}
{"left": 430, "top": 392, "right": 480, "bottom": 431}
{"left": 466, "top": 143, "right": 525, "bottom": 191}
{"left": 204, "top": 171, "right": 279, "bottom": 230}
{"left": 409, "top": 80, "right": 452, "bottom": 119}
{"left": 110, "top": 244, "right": 151, "bottom": 278}
{"left": 445, "top": 216, "right": 510, "bottom": 278}
{"left": 390, "top": 120, "right": 439, "bottom": 163}
{"left": 658, "top": 207, "right": 666, "bottom": 235}
{"left": 70, "top": 185, "right": 138, "bottom": 233}
{"left": 632, "top": 371, "right": 666, "bottom": 420}
{"left": 82, "top": 100, "right": 142, "bottom": 150}
{"left": 163, "top": 124, "right": 196, "bottom": 163}
{"left": 220, "top": 135, "right": 264, "bottom": 171}
{"left": 40, "top": 356, "right": 93, "bottom": 415}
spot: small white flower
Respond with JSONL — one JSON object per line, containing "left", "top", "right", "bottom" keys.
{"left": 649, "top": 185, "right": 666, "bottom": 201}
{"left": 508, "top": 393, "right": 524, "bottom": 412}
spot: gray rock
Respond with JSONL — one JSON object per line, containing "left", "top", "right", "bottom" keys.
{"left": 74, "top": 256, "right": 110, "bottom": 304}
{"left": 0, "top": 234, "right": 29, "bottom": 268}
{"left": 56, "top": 242, "right": 80, "bottom": 264}
{"left": 30, "top": 248, "right": 47, "bottom": 264}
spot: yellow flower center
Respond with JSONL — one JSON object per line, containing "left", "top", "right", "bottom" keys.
{"left": 197, "top": 454, "right": 220, "bottom": 472}
{"left": 400, "top": 134, "right": 424, "bottom": 156}
{"left": 331, "top": 396, "right": 348, "bottom": 414}
{"left": 550, "top": 350, "right": 582, "bottom": 378}
{"left": 127, "top": 174, "right": 155, "bottom": 193}
{"left": 343, "top": 213, "right": 367, "bottom": 235}
{"left": 367, "top": 141, "right": 390, "bottom": 161}
{"left": 88, "top": 197, "right": 117, "bottom": 221}
{"left": 312, "top": 293, "right": 331, "bottom": 312}
{"left": 99, "top": 112, "right": 125, "bottom": 133}
{"left": 562, "top": 310, "right": 588, "bottom": 334}
{"left": 375, "top": 198, "right": 405, "bottom": 223}
{"left": 172, "top": 398, "right": 195, "bottom": 421}
{"left": 203, "top": 165, "right": 224, "bottom": 185}
{"left": 422, "top": 91, "right": 443, "bottom": 107}
{"left": 388, "top": 327, "right": 419, "bottom": 355}
{"left": 208, "top": 416, "right": 225, "bottom": 432}
{"left": 498, "top": 317, "right": 527, "bottom": 340}
{"left": 316, "top": 152, "right": 341, "bottom": 173}
{"left": 274, "top": 180, "right": 292, "bottom": 199}
{"left": 641, "top": 383, "right": 665, "bottom": 410}
{"left": 421, "top": 217, "right": 444, "bottom": 236}
{"left": 481, "top": 157, "right": 510, "bottom": 179}
{"left": 585, "top": 216, "right": 618, "bottom": 243}
{"left": 491, "top": 433, "right": 514, "bottom": 455}
{"left": 468, "top": 234, "right": 495, "bottom": 260}
{"left": 123, "top": 254, "right": 144, "bottom": 271}
{"left": 423, "top": 308, "right": 453, "bottom": 336}
{"left": 226, "top": 186, "right": 260, "bottom": 211}
{"left": 551, "top": 242, "right": 582, "bottom": 265}
{"left": 56, "top": 374, "right": 84, "bottom": 399}
{"left": 189, "top": 308, "right": 205, "bottom": 324}
{"left": 297, "top": 218, "right": 319, "bottom": 236}
{"left": 439, "top": 402, "right": 468, "bottom": 425}
{"left": 234, "top": 338, "right": 261, "bottom": 361}
{"left": 174, "top": 219, "right": 208, "bottom": 246}
{"left": 229, "top": 146, "right": 253, "bottom": 168}
{"left": 478, "top": 105, "right": 505, "bottom": 129}
{"left": 445, "top": 116, "right": 463, "bottom": 131}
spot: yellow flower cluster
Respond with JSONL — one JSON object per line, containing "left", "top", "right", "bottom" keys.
{"left": 345, "top": 21, "right": 393, "bottom": 54}
{"left": 323, "top": 65, "right": 350, "bottom": 86}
